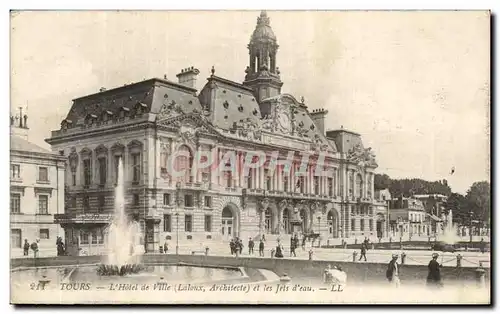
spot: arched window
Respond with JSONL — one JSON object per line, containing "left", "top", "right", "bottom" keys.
{"left": 174, "top": 145, "right": 193, "bottom": 183}
{"left": 265, "top": 208, "right": 271, "bottom": 233}
{"left": 356, "top": 174, "right": 363, "bottom": 198}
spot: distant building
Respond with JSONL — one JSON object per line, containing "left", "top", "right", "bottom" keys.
{"left": 388, "top": 196, "right": 430, "bottom": 240}
{"left": 372, "top": 189, "right": 391, "bottom": 239}
{"left": 10, "top": 110, "right": 66, "bottom": 258}
{"left": 413, "top": 194, "right": 447, "bottom": 235}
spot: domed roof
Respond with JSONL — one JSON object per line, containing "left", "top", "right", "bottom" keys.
{"left": 250, "top": 11, "right": 277, "bottom": 42}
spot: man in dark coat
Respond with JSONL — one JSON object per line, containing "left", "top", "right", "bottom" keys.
{"left": 229, "top": 238, "right": 235, "bottom": 255}
{"left": 290, "top": 237, "right": 296, "bottom": 257}
{"left": 259, "top": 239, "right": 265, "bottom": 257}
{"left": 427, "top": 253, "right": 443, "bottom": 288}
{"left": 386, "top": 254, "right": 400, "bottom": 287}
{"left": 23, "top": 239, "right": 30, "bottom": 256}
{"left": 359, "top": 243, "right": 367, "bottom": 261}
{"left": 248, "top": 237, "right": 254, "bottom": 255}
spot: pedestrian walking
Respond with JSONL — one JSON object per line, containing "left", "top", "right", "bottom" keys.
{"left": 359, "top": 243, "right": 367, "bottom": 261}
{"left": 290, "top": 237, "right": 296, "bottom": 257}
{"left": 426, "top": 253, "right": 443, "bottom": 288}
{"left": 164, "top": 241, "right": 169, "bottom": 254}
{"left": 238, "top": 238, "right": 244, "bottom": 255}
{"left": 275, "top": 240, "right": 284, "bottom": 258}
{"left": 23, "top": 239, "right": 29, "bottom": 256}
{"left": 386, "top": 254, "right": 400, "bottom": 287}
{"left": 248, "top": 237, "right": 254, "bottom": 255}
{"left": 259, "top": 239, "right": 265, "bottom": 257}
{"left": 230, "top": 238, "right": 235, "bottom": 255}
{"left": 30, "top": 239, "right": 39, "bottom": 259}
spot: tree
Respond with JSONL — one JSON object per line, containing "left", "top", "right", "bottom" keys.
{"left": 374, "top": 173, "right": 391, "bottom": 190}
{"left": 444, "top": 193, "right": 468, "bottom": 225}
{"left": 465, "top": 181, "right": 491, "bottom": 225}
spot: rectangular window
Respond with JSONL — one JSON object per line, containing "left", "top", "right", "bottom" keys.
{"left": 314, "top": 176, "right": 319, "bottom": 195}
{"left": 360, "top": 219, "right": 365, "bottom": 231}
{"left": 10, "top": 164, "right": 20, "bottom": 178}
{"left": 265, "top": 170, "right": 271, "bottom": 190}
{"left": 204, "top": 215, "right": 212, "bottom": 232}
{"left": 98, "top": 157, "right": 107, "bottom": 185}
{"left": 91, "top": 231, "right": 98, "bottom": 244}
{"left": 131, "top": 153, "right": 141, "bottom": 183}
{"left": 184, "top": 194, "right": 193, "bottom": 207}
{"left": 38, "top": 195, "right": 48, "bottom": 214}
{"left": 204, "top": 196, "right": 212, "bottom": 208}
{"left": 83, "top": 159, "right": 92, "bottom": 186}
{"left": 40, "top": 229, "right": 50, "bottom": 239}
{"left": 10, "top": 193, "right": 21, "bottom": 214}
{"left": 247, "top": 170, "right": 253, "bottom": 189}
{"left": 163, "top": 214, "right": 172, "bottom": 232}
{"left": 283, "top": 176, "right": 288, "bottom": 192}
{"left": 334, "top": 169, "right": 338, "bottom": 196}
{"left": 98, "top": 195, "right": 105, "bottom": 210}
{"left": 38, "top": 167, "right": 48, "bottom": 182}
{"left": 163, "top": 193, "right": 171, "bottom": 206}
{"left": 226, "top": 171, "right": 233, "bottom": 188}
{"left": 83, "top": 196, "right": 90, "bottom": 211}
{"left": 11, "top": 229, "right": 22, "bottom": 248}
{"left": 351, "top": 219, "right": 355, "bottom": 231}
{"left": 184, "top": 215, "right": 192, "bottom": 232}
{"left": 71, "top": 196, "right": 77, "bottom": 209}
{"left": 133, "top": 194, "right": 140, "bottom": 206}
{"left": 72, "top": 172, "right": 76, "bottom": 186}
{"left": 328, "top": 178, "right": 333, "bottom": 196}
{"left": 80, "top": 231, "right": 89, "bottom": 245}
{"left": 298, "top": 176, "right": 305, "bottom": 193}
{"left": 114, "top": 155, "right": 121, "bottom": 184}
{"left": 369, "top": 220, "right": 373, "bottom": 231}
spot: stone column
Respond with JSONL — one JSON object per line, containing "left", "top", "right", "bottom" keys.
{"left": 218, "top": 149, "right": 223, "bottom": 187}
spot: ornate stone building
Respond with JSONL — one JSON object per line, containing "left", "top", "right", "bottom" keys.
{"left": 47, "top": 11, "right": 384, "bottom": 254}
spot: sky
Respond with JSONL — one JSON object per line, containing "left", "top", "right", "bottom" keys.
{"left": 10, "top": 11, "right": 490, "bottom": 194}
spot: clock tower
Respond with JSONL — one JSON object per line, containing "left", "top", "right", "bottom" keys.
{"left": 243, "top": 11, "right": 284, "bottom": 103}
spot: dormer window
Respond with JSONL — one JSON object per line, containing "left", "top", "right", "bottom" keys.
{"left": 134, "top": 102, "right": 148, "bottom": 116}
{"left": 119, "top": 107, "right": 130, "bottom": 118}
{"left": 238, "top": 105, "right": 244, "bottom": 112}
{"left": 102, "top": 111, "right": 113, "bottom": 122}
{"left": 85, "top": 114, "right": 97, "bottom": 125}
{"left": 61, "top": 119, "right": 73, "bottom": 130}
{"left": 223, "top": 101, "right": 229, "bottom": 109}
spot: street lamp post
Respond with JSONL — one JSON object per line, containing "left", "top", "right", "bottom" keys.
{"left": 175, "top": 213, "right": 179, "bottom": 255}
{"left": 469, "top": 211, "right": 473, "bottom": 244}
{"left": 317, "top": 216, "right": 321, "bottom": 248}
{"left": 175, "top": 182, "right": 181, "bottom": 255}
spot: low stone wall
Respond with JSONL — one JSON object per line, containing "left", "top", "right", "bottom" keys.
{"left": 11, "top": 254, "right": 489, "bottom": 285}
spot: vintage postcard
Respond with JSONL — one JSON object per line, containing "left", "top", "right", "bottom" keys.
{"left": 9, "top": 10, "right": 490, "bottom": 304}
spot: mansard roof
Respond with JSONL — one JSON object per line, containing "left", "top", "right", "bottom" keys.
{"left": 63, "top": 78, "right": 200, "bottom": 126}
{"left": 199, "top": 75, "right": 262, "bottom": 131}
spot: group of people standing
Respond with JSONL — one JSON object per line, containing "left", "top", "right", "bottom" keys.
{"left": 386, "top": 252, "right": 443, "bottom": 288}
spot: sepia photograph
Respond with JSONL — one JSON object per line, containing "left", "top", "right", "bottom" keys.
{"left": 9, "top": 10, "right": 491, "bottom": 305}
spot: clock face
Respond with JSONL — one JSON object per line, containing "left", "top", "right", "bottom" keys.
{"left": 278, "top": 113, "right": 290, "bottom": 131}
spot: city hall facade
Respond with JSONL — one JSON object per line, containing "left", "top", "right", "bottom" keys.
{"left": 47, "top": 12, "right": 387, "bottom": 254}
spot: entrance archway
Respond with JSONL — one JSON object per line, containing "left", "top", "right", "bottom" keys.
{"left": 264, "top": 206, "right": 279, "bottom": 234}
{"left": 300, "top": 209, "right": 310, "bottom": 233}
{"left": 282, "top": 208, "right": 293, "bottom": 234}
{"left": 327, "top": 210, "right": 338, "bottom": 238}
{"left": 221, "top": 204, "right": 239, "bottom": 239}
{"left": 376, "top": 213, "right": 385, "bottom": 239}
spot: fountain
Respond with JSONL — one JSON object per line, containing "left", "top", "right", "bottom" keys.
{"left": 99, "top": 157, "right": 145, "bottom": 276}
{"left": 440, "top": 210, "right": 460, "bottom": 245}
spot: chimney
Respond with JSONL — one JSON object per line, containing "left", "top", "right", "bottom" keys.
{"left": 310, "top": 108, "right": 328, "bottom": 135}
{"left": 176, "top": 66, "right": 200, "bottom": 89}
{"left": 10, "top": 107, "right": 29, "bottom": 140}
